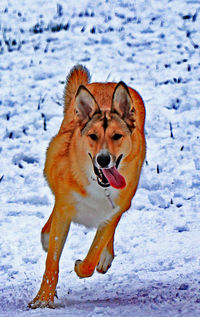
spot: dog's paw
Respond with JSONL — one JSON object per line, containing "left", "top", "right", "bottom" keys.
{"left": 74, "top": 259, "right": 94, "bottom": 278}
{"left": 96, "top": 249, "right": 114, "bottom": 274}
{"left": 28, "top": 299, "right": 56, "bottom": 309}
{"left": 41, "top": 232, "right": 49, "bottom": 252}
{"left": 29, "top": 268, "right": 58, "bottom": 309}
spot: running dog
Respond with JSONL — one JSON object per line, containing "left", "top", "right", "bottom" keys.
{"left": 29, "top": 65, "right": 146, "bottom": 308}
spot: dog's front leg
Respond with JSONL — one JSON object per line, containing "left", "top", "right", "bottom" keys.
{"left": 29, "top": 204, "right": 71, "bottom": 309}
{"left": 96, "top": 233, "right": 114, "bottom": 274}
{"left": 75, "top": 212, "right": 122, "bottom": 278}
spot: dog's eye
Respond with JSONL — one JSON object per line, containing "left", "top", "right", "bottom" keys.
{"left": 112, "top": 133, "right": 123, "bottom": 141}
{"left": 89, "top": 133, "right": 98, "bottom": 141}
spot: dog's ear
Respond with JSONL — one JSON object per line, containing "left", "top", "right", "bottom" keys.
{"left": 112, "top": 82, "right": 135, "bottom": 129}
{"left": 74, "top": 85, "right": 99, "bottom": 124}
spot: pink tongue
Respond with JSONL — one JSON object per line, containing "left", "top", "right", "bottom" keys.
{"left": 102, "top": 166, "right": 126, "bottom": 189}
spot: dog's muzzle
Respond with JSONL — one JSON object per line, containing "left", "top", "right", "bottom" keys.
{"left": 89, "top": 151, "right": 124, "bottom": 189}
{"left": 89, "top": 151, "right": 110, "bottom": 187}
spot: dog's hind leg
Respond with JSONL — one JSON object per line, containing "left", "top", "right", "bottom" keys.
{"left": 96, "top": 234, "right": 114, "bottom": 274}
{"left": 41, "top": 210, "right": 54, "bottom": 252}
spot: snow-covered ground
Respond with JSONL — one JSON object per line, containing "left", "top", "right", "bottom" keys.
{"left": 0, "top": 0, "right": 200, "bottom": 316}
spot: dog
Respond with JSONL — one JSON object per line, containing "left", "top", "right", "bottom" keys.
{"left": 29, "top": 65, "right": 146, "bottom": 308}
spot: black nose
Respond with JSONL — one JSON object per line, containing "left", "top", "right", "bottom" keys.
{"left": 96, "top": 153, "right": 111, "bottom": 168}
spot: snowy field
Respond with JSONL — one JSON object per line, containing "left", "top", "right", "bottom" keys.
{"left": 0, "top": 0, "right": 200, "bottom": 316}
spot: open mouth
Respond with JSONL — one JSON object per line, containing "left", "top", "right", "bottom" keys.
{"left": 94, "top": 165, "right": 110, "bottom": 187}
{"left": 90, "top": 154, "right": 126, "bottom": 189}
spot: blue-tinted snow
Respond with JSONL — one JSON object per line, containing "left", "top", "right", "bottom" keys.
{"left": 0, "top": 0, "right": 200, "bottom": 316}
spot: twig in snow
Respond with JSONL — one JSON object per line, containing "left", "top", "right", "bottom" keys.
{"left": 37, "top": 94, "right": 46, "bottom": 110}
{"left": 41, "top": 113, "right": 47, "bottom": 131}
{"left": 0, "top": 175, "right": 4, "bottom": 183}
{"left": 169, "top": 122, "right": 174, "bottom": 139}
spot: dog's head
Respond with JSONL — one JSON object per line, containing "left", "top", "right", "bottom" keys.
{"left": 74, "top": 82, "right": 135, "bottom": 189}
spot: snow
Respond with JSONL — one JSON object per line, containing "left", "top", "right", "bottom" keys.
{"left": 0, "top": 0, "right": 200, "bottom": 315}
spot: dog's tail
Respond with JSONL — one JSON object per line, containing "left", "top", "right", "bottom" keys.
{"left": 64, "top": 64, "right": 90, "bottom": 114}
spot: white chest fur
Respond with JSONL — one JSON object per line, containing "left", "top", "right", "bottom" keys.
{"left": 73, "top": 180, "right": 120, "bottom": 228}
